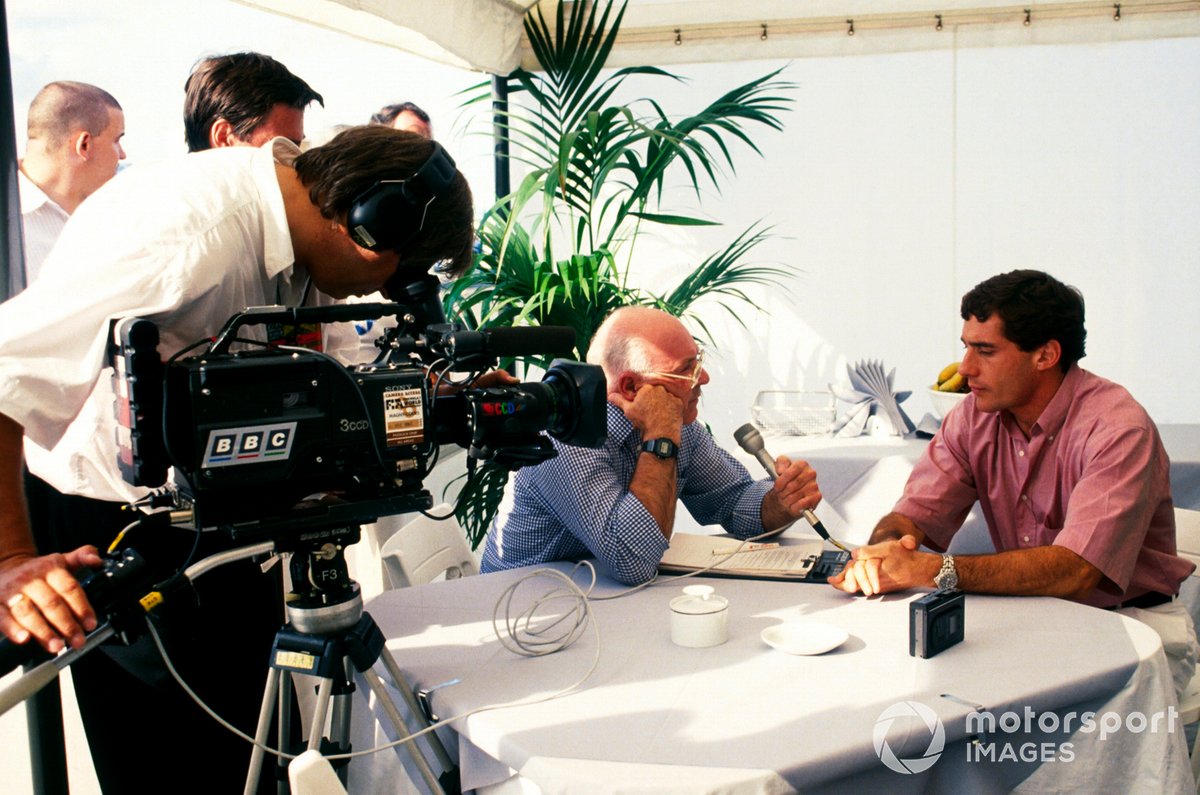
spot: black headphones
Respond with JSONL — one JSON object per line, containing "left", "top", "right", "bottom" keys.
{"left": 347, "top": 142, "right": 457, "bottom": 252}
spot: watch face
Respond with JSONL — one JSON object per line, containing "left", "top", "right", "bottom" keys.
{"left": 643, "top": 438, "right": 678, "bottom": 459}
{"left": 935, "top": 557, "right": 958, "bottom": 591}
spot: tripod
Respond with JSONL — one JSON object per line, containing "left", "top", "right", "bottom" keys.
{"left": 245, "top": 537, "right": 459, "bottom": 795}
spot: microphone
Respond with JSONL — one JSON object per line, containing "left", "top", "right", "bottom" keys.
{"left": 734, "top": 423, "right": 850, "bottom": 552}
{"left": 733, "top": 423, "right": 778, "bottom": 479}
{"left": 444, "top": 326, "right": 576, "bottom": 361}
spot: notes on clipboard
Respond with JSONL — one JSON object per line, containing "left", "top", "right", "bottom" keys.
{"left": 659, "top": 533, "right": 827, "bottom": 580}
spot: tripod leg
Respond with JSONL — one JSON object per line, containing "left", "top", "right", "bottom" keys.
{"left": 277, "top": 671, "right": 295, "bottom": 795}
{"left": 360, "top": 667, "right": 448, "bottom": 795}
{"left": 373, "top": 646, "right": 456, "bottom": 772}
{"left": 245, "top": 666, "right": 282, "bottom": 795}
{"left": 308, "top": 677, "right": 334, "bottom": 753}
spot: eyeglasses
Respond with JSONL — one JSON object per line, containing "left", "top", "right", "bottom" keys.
{"left": 642, "top": 348, "right": 705, "bottom": 388}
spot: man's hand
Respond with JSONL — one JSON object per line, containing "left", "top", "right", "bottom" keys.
{"left": 468, "top": 370, "right": 520, "bottom": 389}
{"left": 433, "top": 368, "right": 520, "bottom": 395}
{"left": 610, "top": 383, "right": 684, "bottom": 440}
{"left": 828, "top": 534, "right": 937, "bottom": 596}
{"left": 761, "top": 455, "right": 821, "bottom": 530}
{"left": 0, "top": 546, "right": 102, "bottom": 652}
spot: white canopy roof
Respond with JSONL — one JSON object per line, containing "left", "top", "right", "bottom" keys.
{"left": 235, "top": 0, "right": 1200, "bottom": 74}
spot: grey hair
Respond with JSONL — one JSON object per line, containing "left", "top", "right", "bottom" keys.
{"left": 586, "top": 307, "right": 662, "bottom": 379}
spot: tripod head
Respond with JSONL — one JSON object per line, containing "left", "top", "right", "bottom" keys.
{"left": 281, "top": 524, "right": 366, "bottom": 636}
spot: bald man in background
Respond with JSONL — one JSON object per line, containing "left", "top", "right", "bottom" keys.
{"left": 17, "top": 81, "right": 125, "bottom": 284}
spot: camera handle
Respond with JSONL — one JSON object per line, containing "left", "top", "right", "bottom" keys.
{"left": 207, "top": 302, "right": 411, "bottom": 354}
{"left": 0, "top": 624, "right": 116, "bottom": 717}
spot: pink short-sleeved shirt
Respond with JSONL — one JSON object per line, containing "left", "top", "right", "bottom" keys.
{"left": 894, "top": 366, "right": 1192, "bottom": 608}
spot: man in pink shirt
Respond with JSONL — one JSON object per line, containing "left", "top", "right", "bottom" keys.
{"left": 830, "top": 270, "right": 1196, "bottom": 694}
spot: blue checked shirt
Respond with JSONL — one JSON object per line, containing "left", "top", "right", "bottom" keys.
{"left": 481, "top": 402, "right": 772, "bottom": 584}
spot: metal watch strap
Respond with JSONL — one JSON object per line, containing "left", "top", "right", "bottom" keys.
{"left": 934, "top": 553, "right": 958, "bottom": 591}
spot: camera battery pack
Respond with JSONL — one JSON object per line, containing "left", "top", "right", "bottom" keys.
{"left": 909, "top": 590, "right": 965, "bottom": 658}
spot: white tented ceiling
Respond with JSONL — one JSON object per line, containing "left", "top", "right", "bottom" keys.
{"left": 235, "top": 0, "right": 1200, "bottom": 73}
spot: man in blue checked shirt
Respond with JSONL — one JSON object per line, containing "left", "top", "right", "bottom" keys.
{"left": 481, "top": 306, "right": 823, "bottom": 584}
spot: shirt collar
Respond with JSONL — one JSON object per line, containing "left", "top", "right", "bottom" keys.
{"left": 1002, "top": 363, "right": 1081, "bottom": 439}
{"left": 258, "top": 138, "right": 300, "bottom": 282}
{"left": 1031, "top": 364, "right": 1082, "bottom": 438}
{"left": 17, "top": 167, "right": 66, "bottom": 217}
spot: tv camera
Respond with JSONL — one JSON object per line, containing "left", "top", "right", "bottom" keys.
{"left": 111, "top": 275, "right": 607, "bottom": 535}
{"left": 0, "top": 277, "right": 606, "bottom": 679}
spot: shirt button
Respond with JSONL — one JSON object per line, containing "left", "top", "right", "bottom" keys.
{"left": 1021, "top": 495, "right": 1028, "bottom": 502}
{"left": 1018, "top": 450, "right": 1025, "bottom": 457}
{"left": 1049, "top": 435, "right": 1055, "bottom": 442}
{"left": 1023, "top": 535, "right": 1030, "bottom": 543}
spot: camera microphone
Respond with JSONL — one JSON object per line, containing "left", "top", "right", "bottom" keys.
{"left": 445, "top": 326, "right": 575, "bottom": 362}
{"left": 733, "top": 422, "right": 850, "bottom": 552}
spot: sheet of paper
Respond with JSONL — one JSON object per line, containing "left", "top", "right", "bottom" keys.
{"left": 660, "top": 534, "right": 824, "bottom": 578}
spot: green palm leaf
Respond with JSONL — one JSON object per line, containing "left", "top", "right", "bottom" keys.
{"left": 444, "top": 0, "right": 797, "bottom": 546}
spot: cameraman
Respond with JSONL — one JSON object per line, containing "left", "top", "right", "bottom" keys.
{"left": 0, "top": 126, "right": 472, "bottom": 791}
{"left": 481, "top": 306, "right": 823, "bottom": 585}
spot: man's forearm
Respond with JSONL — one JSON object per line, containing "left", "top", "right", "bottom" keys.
{"left": 869, "top": 512, "right": 927, "bottom": 546}
{"left": 628, "top": 455, "right": 678, "bottom": 541}
{"left": 0, "top": 414, "right": 37, "bottom": 564}
{"left": 955, "top": 546, "right": 1102, "bottom": 599}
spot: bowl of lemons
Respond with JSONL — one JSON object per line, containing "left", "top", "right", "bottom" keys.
{"left": 929, "top": 361, "right": 969, "bottom": 419}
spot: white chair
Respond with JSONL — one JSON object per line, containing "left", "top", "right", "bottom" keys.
{"left": 380, "top": 504, "right": 479, "bottom": 588}
{"left": 1171, "top": 507, "right": 1200, "bottom": 790}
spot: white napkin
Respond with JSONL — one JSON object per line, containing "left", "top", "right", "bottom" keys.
{"left": 829, "top": 360, "right": 914, "bottom": 437}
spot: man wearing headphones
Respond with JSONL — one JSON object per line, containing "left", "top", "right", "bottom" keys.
{"left": 0, "top": 126, "right": 472, "bottom": 792}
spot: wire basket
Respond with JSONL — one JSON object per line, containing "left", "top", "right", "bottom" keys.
{"left": 751, "top": 391, "right": 836, "bottom": 436}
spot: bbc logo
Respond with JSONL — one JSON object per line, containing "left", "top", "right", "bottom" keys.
{"left": 202, "top": 423, "right": 297, "bottom": 468}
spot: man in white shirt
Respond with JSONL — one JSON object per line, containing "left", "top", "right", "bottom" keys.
{"left": 0, "top": 126, "right": 473, "bottom": 792}
{"left": 17, "top": 81, "right": 125, "bottom": 283}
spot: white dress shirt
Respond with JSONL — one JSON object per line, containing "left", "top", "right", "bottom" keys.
{"left": 0, "top": 139, "right": 318, "bottom": 503}
{"left": 16, "top": 167, "right": 69, "bottom": 283}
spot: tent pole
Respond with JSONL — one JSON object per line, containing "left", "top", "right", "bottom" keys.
{"left": 1, "top": 0, "right": 26, "bottom": 300}
{"left": 2, "top": 9, "right": 70, "bottom": 795}
{"left": 491, "top": 73, "right": 510, "bottom": 200}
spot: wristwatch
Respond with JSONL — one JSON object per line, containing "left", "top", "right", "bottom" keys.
{"left": 933, "top": 554, "right": 959, "bottom": 591}
{"left": 640, "top": 438, "right": 679, "bottom": 460}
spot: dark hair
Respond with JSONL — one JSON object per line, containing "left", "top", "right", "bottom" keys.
{"left": 960, "top": 270, "right": 1086, "bottom": 372}
{"left": 293, "top": 126, "right": 474, "bottom": 278}
{"left": 184, "top": 52, "right": 323, "bottom": 152}
{"left": 369, "top": 101, "right": 430, "bottom": 127}
{"left": 27, "top": 81, "right": 121, "bottom": 147}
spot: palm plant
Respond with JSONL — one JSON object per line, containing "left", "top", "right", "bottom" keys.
{"left": 446, "top": 0, "right": 796, "bottom": 546}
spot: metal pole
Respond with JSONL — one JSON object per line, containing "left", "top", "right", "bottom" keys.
{"left": 0, "top": 0, "right": 26, "bottom": 300}
{"left": 1, "top": 5, "right": 60, "bottom": 787}
{"left": 491, "top": 74, "right": 510, "bottom": 201}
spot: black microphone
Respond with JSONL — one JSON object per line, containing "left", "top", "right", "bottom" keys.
{"left": 734, "top": 422, "right": 850, "bottom": 552}
{"left": 445, "top": 326, "right": 576, "bottom": 361}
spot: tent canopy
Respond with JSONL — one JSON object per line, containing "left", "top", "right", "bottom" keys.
{"left": 234, "top": 0, "right": 1200, "bottom": 74}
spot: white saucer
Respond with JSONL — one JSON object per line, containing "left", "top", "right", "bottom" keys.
{"left": 761, "top": 622, "right": 849, "bottom": 655}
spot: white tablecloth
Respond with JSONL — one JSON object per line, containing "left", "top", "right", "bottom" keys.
{"left": 347, "top": 563, "right": 1192, "bottom": 794}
